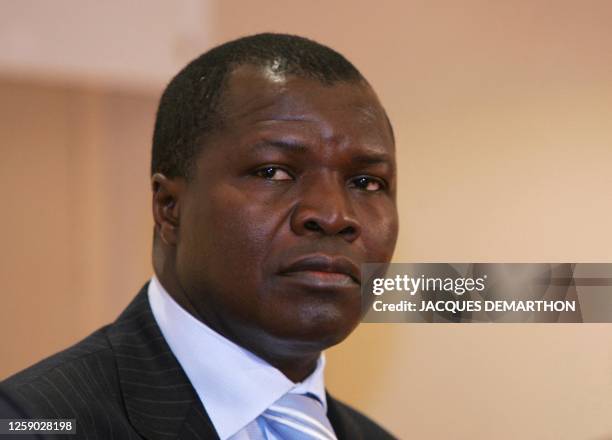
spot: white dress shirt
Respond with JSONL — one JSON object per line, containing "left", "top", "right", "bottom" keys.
{"left": 147, "top": 276, "right": 328, "bottom": 440}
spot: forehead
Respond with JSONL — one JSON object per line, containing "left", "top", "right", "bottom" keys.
{"left": 216, "top": 64, "right": 393, "bottom": 148}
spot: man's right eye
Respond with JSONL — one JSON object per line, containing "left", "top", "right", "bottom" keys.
{"left": 254, "top": 166, "right": 293, "bottom": 181}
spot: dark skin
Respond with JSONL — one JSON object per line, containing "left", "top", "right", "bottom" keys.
{"left": 152, "top": 64, "right": 399, "bottom": 382}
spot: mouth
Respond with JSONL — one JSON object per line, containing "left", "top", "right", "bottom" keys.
{"left": 279, "top": 255, "right": 361, "bottom": 288}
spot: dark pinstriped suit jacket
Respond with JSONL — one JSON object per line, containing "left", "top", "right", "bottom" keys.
{"left": 1, "top": 283, "right": 396, "bottom": 440}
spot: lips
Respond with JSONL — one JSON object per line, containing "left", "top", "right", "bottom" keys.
{"left": 279, "top": 255, "right": 361, "bottom": 286}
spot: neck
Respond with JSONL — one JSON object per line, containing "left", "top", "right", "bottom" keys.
{"left": 253, "top": 347, "right": 321, "bottom": 383}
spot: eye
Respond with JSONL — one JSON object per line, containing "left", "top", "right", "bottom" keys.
{"left": 350, "top": 176, "right": 386, "bottom": 192}
{"left": 254, "top": 166, "right": 293, "bottom": 181}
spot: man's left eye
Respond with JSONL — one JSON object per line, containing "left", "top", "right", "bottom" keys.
{"left": 351, "top": 176, "right": 385, "bottom": 192}
{"left": 254, "top": 166, "right": 293, "bottom": 181}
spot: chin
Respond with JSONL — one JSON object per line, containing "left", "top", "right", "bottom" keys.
{"left": 275, "top": 303, "right": 362, "bottom": 349}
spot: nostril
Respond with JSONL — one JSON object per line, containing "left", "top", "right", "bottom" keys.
{"left": 340, "top": 226, "right": 356, "bottom": 237}
{"left": 304, "top": 220, "right": 322, "bottom": 232}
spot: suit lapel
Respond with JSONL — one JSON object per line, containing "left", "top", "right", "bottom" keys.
{"left": 107, "top": 284, "right": 219, "bottom": 440}
{"left": 326, "top": 391, "right": 363, "bottom": 440}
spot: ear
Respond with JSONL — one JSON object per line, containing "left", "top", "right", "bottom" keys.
{"left": 151, "top": 173, "right": 186, "bottom": 246}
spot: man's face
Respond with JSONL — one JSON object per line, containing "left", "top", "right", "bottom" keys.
{"left": 174, "top": 64, "right": 398, "bottom": 356}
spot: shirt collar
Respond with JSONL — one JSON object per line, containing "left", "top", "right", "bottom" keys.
{"left": 147, "top": 276, "right": 327, "bottom": 440}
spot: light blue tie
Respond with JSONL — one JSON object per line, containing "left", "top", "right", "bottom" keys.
{"left": 234, "top": 393, "right": 338, "bottom": 440}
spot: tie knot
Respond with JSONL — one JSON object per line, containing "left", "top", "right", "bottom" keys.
{"left": 273, "top": 393, "right": 324, "bottom": 412}
{"left": 263, "top": 393, "right": 337, "bottom": 440}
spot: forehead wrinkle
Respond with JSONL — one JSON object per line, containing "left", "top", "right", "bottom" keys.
{"left": 222, "top": 94, "right": 279, "bottom": 124}
{"left": 223, "top": 92, "right": 324, "bottom": 129}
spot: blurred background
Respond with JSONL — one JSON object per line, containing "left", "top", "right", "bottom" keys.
{"left": 1, "top": 1, "right": 611, "bottom": 438}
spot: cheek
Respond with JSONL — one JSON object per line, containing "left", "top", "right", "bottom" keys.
{"left": 358, "top": 201, "right": 399, "bottom": 262}
{"left": 187, "top": 185, "right": 280, "bottom": 282}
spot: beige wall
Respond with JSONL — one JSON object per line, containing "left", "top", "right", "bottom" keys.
{"left": 0, "top": 79, "right": 156, "bottom": 375}
{"left": 1, "top": 1, "right": 612, "bottom": 439}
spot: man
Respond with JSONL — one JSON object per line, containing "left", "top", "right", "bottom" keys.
{"left": 1, "top": 33, "right": 399, "bottom": 439}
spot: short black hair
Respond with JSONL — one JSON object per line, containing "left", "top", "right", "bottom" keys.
{"left": 151, "top": 33, "right": 367, "bottom": 179}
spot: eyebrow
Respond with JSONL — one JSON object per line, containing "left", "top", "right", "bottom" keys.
{"left": 350, "top": 152, "right": 393, "bottom": 165}
{"left": 250, "top": 139, "right": 393, "bottom": 168}
{"left": 251, "top": 139, "right": 309, "bottom": 152}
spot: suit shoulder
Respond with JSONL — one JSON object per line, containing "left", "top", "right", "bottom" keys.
{"left": 1, "top": 326, "right": 123, "bottom": 418}
{"left": 328, "top": 395, "right": 397, "bottom": 440}
{"left": 3, "top": 327, "right": 112, "bottom": 388}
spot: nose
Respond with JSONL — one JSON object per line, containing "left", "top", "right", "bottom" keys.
{"left": 290, "top": 174, "right": 361, "bottom": 242}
